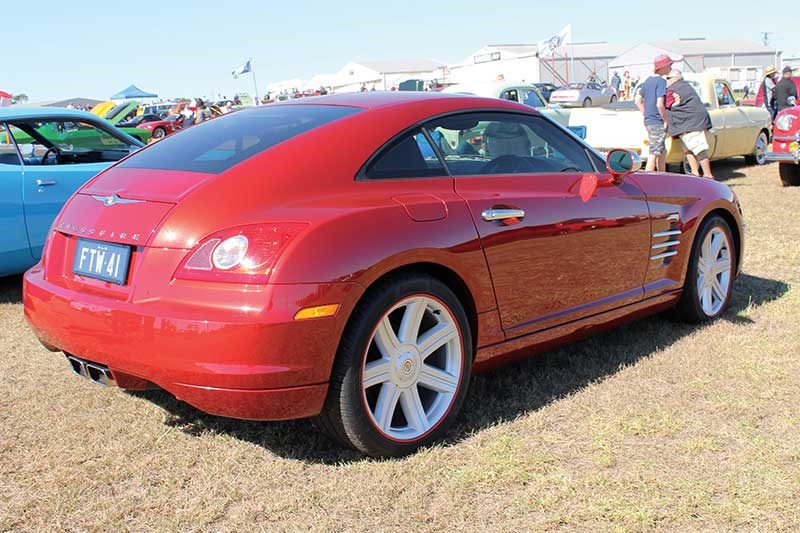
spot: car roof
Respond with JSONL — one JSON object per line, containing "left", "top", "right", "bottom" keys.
{"left": 273, "top": 90, "right": 524, "bottom": 111}
{"left": 0, "top": 106, "right": 101, "bottom": 122}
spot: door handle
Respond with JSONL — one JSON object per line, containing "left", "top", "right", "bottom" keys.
{"left": 482, "top": 208, "right": 525, "bottom": 221}
{"left": 35, "top": 178, "right": 57, "bottom": 187}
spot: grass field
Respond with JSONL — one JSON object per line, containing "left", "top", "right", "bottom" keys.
{"left": 1, "top": 161, "right": 798, "bottom": 532}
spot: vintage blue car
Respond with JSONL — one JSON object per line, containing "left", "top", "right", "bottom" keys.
{"left": 0, "top": 108, "right": 144, "bottom": 276}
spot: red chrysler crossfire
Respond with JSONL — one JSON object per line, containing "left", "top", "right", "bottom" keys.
{"left": 24, "top": 92, "right": 744, "bottom": 457}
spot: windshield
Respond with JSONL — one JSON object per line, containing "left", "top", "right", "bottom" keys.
{"left": 564, "top": 83, "right": 584, "bottom": 90}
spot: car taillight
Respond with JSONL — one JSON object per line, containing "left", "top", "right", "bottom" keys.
{"left": 175, "top": 223, "right": 308, "bottom": 283}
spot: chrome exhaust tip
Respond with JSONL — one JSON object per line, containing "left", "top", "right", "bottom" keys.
{"left": 65, "top": 355, "right": 114, "bottom": 386}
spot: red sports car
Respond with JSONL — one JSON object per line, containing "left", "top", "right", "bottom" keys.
{"left": 136, "top": 114, "right": 188, "bottom": 139}
{"left": 23, "top": 93, "right": 744, "bottom": 457}
{"left": 766, "top": 106, "right": 800, "bottom": 186}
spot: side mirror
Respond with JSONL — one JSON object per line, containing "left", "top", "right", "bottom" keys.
{"left": 606, "top": 149, "right": 641, "bottom": 182}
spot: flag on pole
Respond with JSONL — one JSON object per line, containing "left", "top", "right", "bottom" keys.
{"left": 538, "top": 24, "right": 572, "bottom": 58}
{"left": 232, "top": 60, "right": 252, "bottom": 79}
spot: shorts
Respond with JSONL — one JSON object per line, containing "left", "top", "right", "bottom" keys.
{"left": 646, "top": 124, "right": 666, "bottom": 155}
{"left": 680, "top": 130, "right": 709, "bottom": 156}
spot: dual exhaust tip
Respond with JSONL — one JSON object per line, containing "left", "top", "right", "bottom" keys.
{"left": 66, "top": 354, "right": 114, "bottom": 386}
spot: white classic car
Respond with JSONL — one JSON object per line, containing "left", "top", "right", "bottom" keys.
{"left": 442, "top": 81, "right": 587, "bottom": 138}
{"left": 567, "top": 74, "right": 771, "bottom": 171}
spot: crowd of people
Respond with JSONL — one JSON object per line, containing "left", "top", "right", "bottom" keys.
{"left": 635, "top": 54, "right": 714, "bottom": 177}
{"left": 761, "top": 65, "right": 797, "bottom": 120}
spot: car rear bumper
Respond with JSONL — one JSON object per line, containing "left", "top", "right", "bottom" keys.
{"left": 23, "top": 266, "right": 361, "bottom": 420}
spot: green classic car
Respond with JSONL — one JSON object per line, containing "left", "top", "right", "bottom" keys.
{"left": 102, "top": 101, "right": 151, "bottom": 142}
{"left": 13, "top": 101, "right": 151, "bottom": 146}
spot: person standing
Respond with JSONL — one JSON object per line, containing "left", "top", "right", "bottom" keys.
{"left": 761, "top": 65, "right": 778, "bottom": 120}
{"left": 636, "top": 54, "right": 673, "bottom": 172}
{"left": 775, "top": 66, "right": 798, "bottom": 112}
{"left": 665, "top": 69, "right": 714, "bottom": 179}
{"left": 611, "top": 71, "right": 621, "bottom": 94}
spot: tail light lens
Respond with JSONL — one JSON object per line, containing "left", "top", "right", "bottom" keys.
{"left": 175, "top": 223, "right": 308, "bottom": 283}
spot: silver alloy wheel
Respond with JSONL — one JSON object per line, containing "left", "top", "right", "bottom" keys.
{"left": 696, "top": 227, "right": 732, "bottom": 316}
{"left": 153, "top": 128, "right": 166, "bottom": 139}
{"left": 754, "top": 133, "right": 767, "bottom": 164}
{"left": 361, "top": 295, "right": 463, "bottom": 441}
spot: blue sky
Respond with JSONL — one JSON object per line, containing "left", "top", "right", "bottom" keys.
{"left": 4, "top": 0, "right": 798, "bottom": 101}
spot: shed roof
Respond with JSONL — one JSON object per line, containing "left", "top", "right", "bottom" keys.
{"left": 355, "top": 59, "right": 445, "bottom": 74}
{"left": 650, "top": 39, "right": 776, "bottom": 56}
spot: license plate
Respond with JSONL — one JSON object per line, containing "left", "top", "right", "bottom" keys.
{"left": 72, "top": 238, "right": 131, "bottom": 285}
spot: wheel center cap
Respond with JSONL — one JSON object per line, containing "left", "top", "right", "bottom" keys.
{"left": 394, "top": 348, "right": 421, "bottom": 387}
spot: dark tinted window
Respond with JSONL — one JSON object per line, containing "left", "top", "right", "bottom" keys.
{"left": 120, "top": 105, "right": 359, "bottom": 173}
{"left": 364, "top": 130, "right": 446, "bottom": 179}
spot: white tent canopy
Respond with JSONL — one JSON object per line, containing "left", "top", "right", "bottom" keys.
{"left": 609, "top": 43, "right": 686, "bottom": 81}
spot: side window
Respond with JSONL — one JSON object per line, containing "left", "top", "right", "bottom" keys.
{"left": 715, "top": 81, "right": 734, "bottom": 106}
{"left": 521, "top": 89, "right": 545, "bottom": 108}
{"left": 0, "top": 124, "right": 21, "bottom": 165}
{"left": 364, "top": 130, "right": 446, "bottom": 179}
{"left": 425, "top": 112, "right": 594, "bottom": 176}
{"left": 501, "top": 89, "right": 519, "bottom": 103}
{"left": 7, "top": 121, "right": 131, "bottom": 165}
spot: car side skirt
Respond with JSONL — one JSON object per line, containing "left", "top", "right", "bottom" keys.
{"left": 472, "top": 290, "right": 681, "bottom": 373}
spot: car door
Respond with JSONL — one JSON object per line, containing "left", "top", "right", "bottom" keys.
{"left": 426, "top": 112, "right": 651, "bottom": 338}
{"left": 0, "top": 125, "right": 33, "bottom": 275}
{"left": 714, "top": 80, "right": 750, "bottom": 156}
{"left": 8, "top": 119, "right": 132, "bottom": 259}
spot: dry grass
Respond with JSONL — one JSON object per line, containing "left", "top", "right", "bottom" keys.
{"left": 1, "top": 161, "right": 799, "bottom": 532}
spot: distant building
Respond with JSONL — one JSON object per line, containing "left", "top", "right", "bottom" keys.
{"left": 333, "top": 59, "right": 446, "bottom": 92}
{"left": 15, "top": 97, "right": 103, "bottom": 109}
{"left": 610, "top": 39, "right": 781, "bottom": 90}
{"left": 448, "top": 42, "right": 627, "bottom": 86}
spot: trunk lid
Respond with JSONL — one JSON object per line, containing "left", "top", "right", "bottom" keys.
{"left": 81, "top": 167, "right": 217, "bottom": 203}
{"left": 56, "top": 193, "right": 175, "bottom": 247}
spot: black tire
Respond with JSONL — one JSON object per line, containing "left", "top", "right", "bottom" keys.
{"left": 315, "top": 274, "right": 473, "bottom": 457}
{"left": 744, "top": 130, "right": 769, "bottom": 165}
{"left": 582, "top": 97, "right": 592, "bottom": 107}
{"left": 681, "top": 157, "right": 693, "bottom": 175}
{"left": 779, "top": 163, "right": 800, "bottom": 186}
{"left": 673, "top": 215, "right": 736, "bottom": 323}
{"left": 153, "top": 127, "right": 166, "bottom": 139}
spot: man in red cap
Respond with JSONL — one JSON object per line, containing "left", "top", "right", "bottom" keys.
{"left": 636, "top": 54, "right": 673, "bottom": 171}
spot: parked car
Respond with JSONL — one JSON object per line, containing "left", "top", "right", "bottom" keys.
{"left": 24, "top": 92, "right": 743, "bottom": 457}
{"left": 139, "top": 114, "right": 189, "bottom": 139}
{"left": 550, "top": 82, "right": 617, "bottom": 107}
{"left": 533, "top": 82, "right": 560, "bottom": 102}
{"left": 119, "top": 113, "right": 187, "bottom": 139}
{"left": 0, "top": 107, "right": 144, "bottom": 276}
{"left": 118, "top": 114, "right": 162, "bottom": 127}
{"left": 93, "top": 101, "right": 151, "bottom": 143}
{"left": 442, "top": 81, "right": 581, "bottom": 135}
{"left": 137, "top": 102, "right": 176, "bottom": 118}
{"left": 90, "top": 101, "right": 117, "bottom": 118}
{"left": 568, "top": 74, "right": 771, "bottom": 171}
{"left": 765, "top": 106, "right": 800, "bottom": 186}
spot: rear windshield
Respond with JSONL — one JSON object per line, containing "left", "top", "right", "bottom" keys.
{"left": 119, "top": 104, "right": 360, "bottom": 173}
